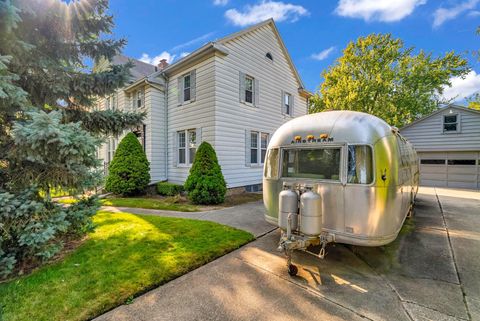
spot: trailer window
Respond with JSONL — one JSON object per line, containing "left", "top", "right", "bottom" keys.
{"left": 347, "top": 145, "right": 373, "bottom": 184}
{"left": 281, "top": 148, "right": 341, "bottom": 180}
{"left": 264, "top": 148, "right": 279, "bottom": 179}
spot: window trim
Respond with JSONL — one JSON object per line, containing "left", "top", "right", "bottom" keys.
{"left": 183, "top": 73, "right": 191, "bottom": 103}
{"left": 244, "top": 75, "right": 254, "bottom": 105}
{"left": 248, "top": 130, "right": 270, "bottom": 167}
{"left": 443, "top": 114, "right": 460, "bottom": 134}
{"left": 177, "top": 129, "right": 197, "bottom": 166}
{"left": 283, "top": 92, "right": 292, "bottom": 116}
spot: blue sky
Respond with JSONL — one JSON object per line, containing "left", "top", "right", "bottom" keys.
{"left": 108, "top": 0, "right": 480, "bottom": 102}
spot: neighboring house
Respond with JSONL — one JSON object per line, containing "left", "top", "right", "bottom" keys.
{"left": 400, "top": 105, "right": 480, "bottom": 189}
{"left": 96, "top": 19, "right": 310, "bottom": 190}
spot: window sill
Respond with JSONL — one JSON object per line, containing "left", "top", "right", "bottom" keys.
{"left": 247, "top": 164, "right": 264, "bottom": 168}
{"left": 175, "top": 164, "right": 192, "bottom": 168}
{"left": 241, "top": 101, "right": 258, "bottom": 108}
{"left": 178, "top": 100, "right": 195, "bottom": 107}
{"left": 442, "top": 130, "right": 461, "bottom": 134}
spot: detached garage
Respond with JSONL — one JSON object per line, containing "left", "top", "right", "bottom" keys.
{"left": 401, "top": 105, "right": 480, "bottom": 190}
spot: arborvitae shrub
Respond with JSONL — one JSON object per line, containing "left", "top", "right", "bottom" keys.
{"left": 184, "top": 142, "right": 226, "bottom": 205}
{"left": 105, "top": 133, "right": 150, "bottom": 196}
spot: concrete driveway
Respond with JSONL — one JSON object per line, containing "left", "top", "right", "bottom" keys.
{"left": 96, "top": 187, "right": 480, "bottom": 321}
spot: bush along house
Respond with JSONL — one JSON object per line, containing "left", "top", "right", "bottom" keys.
{"left": 95, "top": 19, "right": 310, "bottom": 191}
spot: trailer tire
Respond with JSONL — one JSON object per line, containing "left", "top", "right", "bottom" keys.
{"left": 288, "top": 264, "right": 298, "bottom": 276}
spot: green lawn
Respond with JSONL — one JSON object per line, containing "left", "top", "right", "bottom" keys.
{"left": 58, "top": 197, "right": 199, "bottom": 212}
{"left": 0, "top": 211, "right": 254, "bottom": 321}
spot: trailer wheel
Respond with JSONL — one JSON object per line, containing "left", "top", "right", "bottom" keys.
{"left": 288, "top": 264, "right": 298, "bottom": 276}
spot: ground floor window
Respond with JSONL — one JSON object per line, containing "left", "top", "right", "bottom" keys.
{"left": 247, "top": 130, "right": 269, "bottom": 166}
{"left": 177, "top": 129, "right": 197, "bottom": 165}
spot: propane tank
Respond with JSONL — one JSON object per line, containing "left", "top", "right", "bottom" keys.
{"left": 300, "top": 190, "right": 322, "bottom": 236}
{"left": 278, "top": 189, "right": 298, "bottom": 231}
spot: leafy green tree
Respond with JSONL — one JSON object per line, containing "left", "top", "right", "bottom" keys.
{"left": 310, "top": 33, "right": 469, "bottom": 127}
{"left": 185, "top": 142, "right": 227, "bottom": 205}
{"left": 105, "top": 133, "right": 151, "bottom": 196}
{"left": 0, "top": 0, "right": 144, "bottom": 277}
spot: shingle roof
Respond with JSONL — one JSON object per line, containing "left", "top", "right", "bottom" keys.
{"left": 112, "top": 55, "right": 156, "bottom": 80}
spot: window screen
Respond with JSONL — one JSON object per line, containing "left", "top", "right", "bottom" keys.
{"left": 347, "top": 145, "right": 373, "bottom": 184}
{"left": 281, "top": 148, "right": 341, "bottom": 180}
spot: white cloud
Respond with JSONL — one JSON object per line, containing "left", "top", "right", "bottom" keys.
{"left": 213, "top": 0, "right": 229, "bottom": 6}
{"left": 225, "top": 1, "right": 309, "bottom": 27}
{"left": 335, "top": 0, "right": 425, "bottom": 22}
{"left": 433, "top": 0, "right": 479, "bottom": 28}
{"left": 311, "top": 46, "right": 336, "bottom": 61}
{"left": 139, "top": 51, "right": 176, "bottom": 65}
{"left": 468, "top": 10, "right": 480, "bottom": 17}
{"left": 442, "top": 70, "right": 480, "bottom": 102}
{"left": 179, "top": 52, "right": 190, "bottom": 58}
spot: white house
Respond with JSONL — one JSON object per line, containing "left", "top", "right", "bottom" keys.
{"left": 97, "top": 19, "right": 310, "bottom": 191}
{"left": 401, "top": 105, "right": 480, "bottom": 190}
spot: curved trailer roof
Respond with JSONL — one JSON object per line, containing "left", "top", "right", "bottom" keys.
{"left": 269, "top": 111, "right": 394, "bottom": 147}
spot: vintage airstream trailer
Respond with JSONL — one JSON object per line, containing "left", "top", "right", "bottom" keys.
{"left": 263, "top": 111, "right": 419, "bottom": 275}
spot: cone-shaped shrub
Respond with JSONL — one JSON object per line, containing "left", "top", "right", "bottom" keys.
{"left": 184, "top": 142, "right": 226, "bottom": 205}
{"left": 105, "top": 132, "right": 150, "bottom": 196}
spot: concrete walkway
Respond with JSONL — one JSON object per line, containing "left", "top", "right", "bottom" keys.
{"left": 96, "top": 187, "right": 480, "bottom": 321}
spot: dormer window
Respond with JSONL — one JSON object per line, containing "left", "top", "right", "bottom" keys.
{"left": 443, "top": 114, "right": 459, "bottom": 133}
{"left": 265, "top": 52, "right": 273, "bottom": 61}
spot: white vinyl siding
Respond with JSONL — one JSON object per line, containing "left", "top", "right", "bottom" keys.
{"left": 214, "top": 24, "right": 307, "bottom": 187}
{"left": 168, "top": 57, "right": 214, "bottom": 184}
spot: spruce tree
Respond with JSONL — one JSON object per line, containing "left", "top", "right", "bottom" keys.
{"left": 184, "top": 142, "right": 227, "bottom": 205}
{"left": 0, "top": 0, "right": 144, "bottom": 194}
{"left": 0, "top": 0, "right": 145, "bottom": 276}
{"left": 105, "top": 133, "right": 150, "bottom": 196}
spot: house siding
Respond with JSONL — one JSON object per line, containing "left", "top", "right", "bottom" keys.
{"left": 166, "top": 56, "right": 216, "bottom": 184}
{"left": 213, "top": 24, "right": 307, "bottom": 188}
{"left": 401, "top": 107, "right": 480, "bottom": 152}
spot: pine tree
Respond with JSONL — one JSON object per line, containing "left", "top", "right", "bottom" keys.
{"left": 0, "top": 0, "right": 144, "bottom": 194}
{"left": 105, "top": 133, "right": 150, "bottom": 196}
{"left": 0, "top": 0, "right": 145, "bottom": 276}
{"left": 184, "top": 142, "right": 227, "bottom": 205}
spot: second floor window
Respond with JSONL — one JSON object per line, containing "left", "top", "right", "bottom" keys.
{"left": 443, "top": 114, "right": 458, "bottom": 133}
{"left": 245, "top": 76, "right": 254, "bottom": 104}
{"left": 131, "top": 89, "right": 144, "bottom": 109}
{"left": 239, "top": 72, "right": 259, "bottom": 106}
{"left": 281, "top": 91, "right": 293, "bottom": 116}
{"left": 183, "top": 74, "right": 191, "bottom": 102}
{"left": 178, "top": 70, "right": 196, "bottom": 105}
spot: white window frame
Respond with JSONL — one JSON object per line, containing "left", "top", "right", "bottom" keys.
{"left": 245, "top": 75, "right": 254, "bottom": 105}
{"left": 248, "top": 130, "right": 269, "bottom": 166}
{"left": 283, "top": 92, "right": 292, "bottom": 116}
{"left": 177, "top": 129, "right": 197, "bottom": 166}
{"left": 183, "top": 74, "right": 191, "bottom": 102}
{"left": 107, "top": 137, "right": 116, "bottom": 163}
{"left": 443, "top": 114, "right": 460, "bottom": 133}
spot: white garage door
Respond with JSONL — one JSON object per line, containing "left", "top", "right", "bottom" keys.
{"left": 419, "top": 152, "right": 479, "bottom": 189}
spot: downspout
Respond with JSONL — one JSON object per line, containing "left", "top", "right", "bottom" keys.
{"left": 162, "top": 72, "right": 169, "bottom": 181}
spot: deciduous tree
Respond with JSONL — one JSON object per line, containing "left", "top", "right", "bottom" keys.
{"left": 310, "top": 34, "right": 469, "bottom": 127}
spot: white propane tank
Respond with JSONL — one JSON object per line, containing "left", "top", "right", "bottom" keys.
{"left": 300, "top": 190, "right": 322, "bottom": 236}
{"left": 278, "top": 189, "right": 298, "bottom": 231}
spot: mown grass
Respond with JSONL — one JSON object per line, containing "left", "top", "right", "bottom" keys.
{"left": 0, "top": 211, "right": 254, "bottom": 321}
{"left": 58, "top": 197, "right": 199, "bottom": 212}
{"left": 57, "top": 193, "right": 263, "bottom": 212}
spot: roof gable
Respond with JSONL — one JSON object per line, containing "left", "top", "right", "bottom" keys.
{"left": 401, "top": 104, "right": 480, "bottom": 131}
{"left": 217, "top": 19, "right": 305, "bottom": 90}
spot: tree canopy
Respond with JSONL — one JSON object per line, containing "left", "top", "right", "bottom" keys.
{"left": 0, "top": 0, "right": 144, "bottom": 193}
{"left": 310, "top": 33, "right": 469, "bottom": 127}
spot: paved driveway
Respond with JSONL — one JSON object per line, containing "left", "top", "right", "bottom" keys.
{"left": 96, "top": 187, "right": 480, "bottom": 321}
